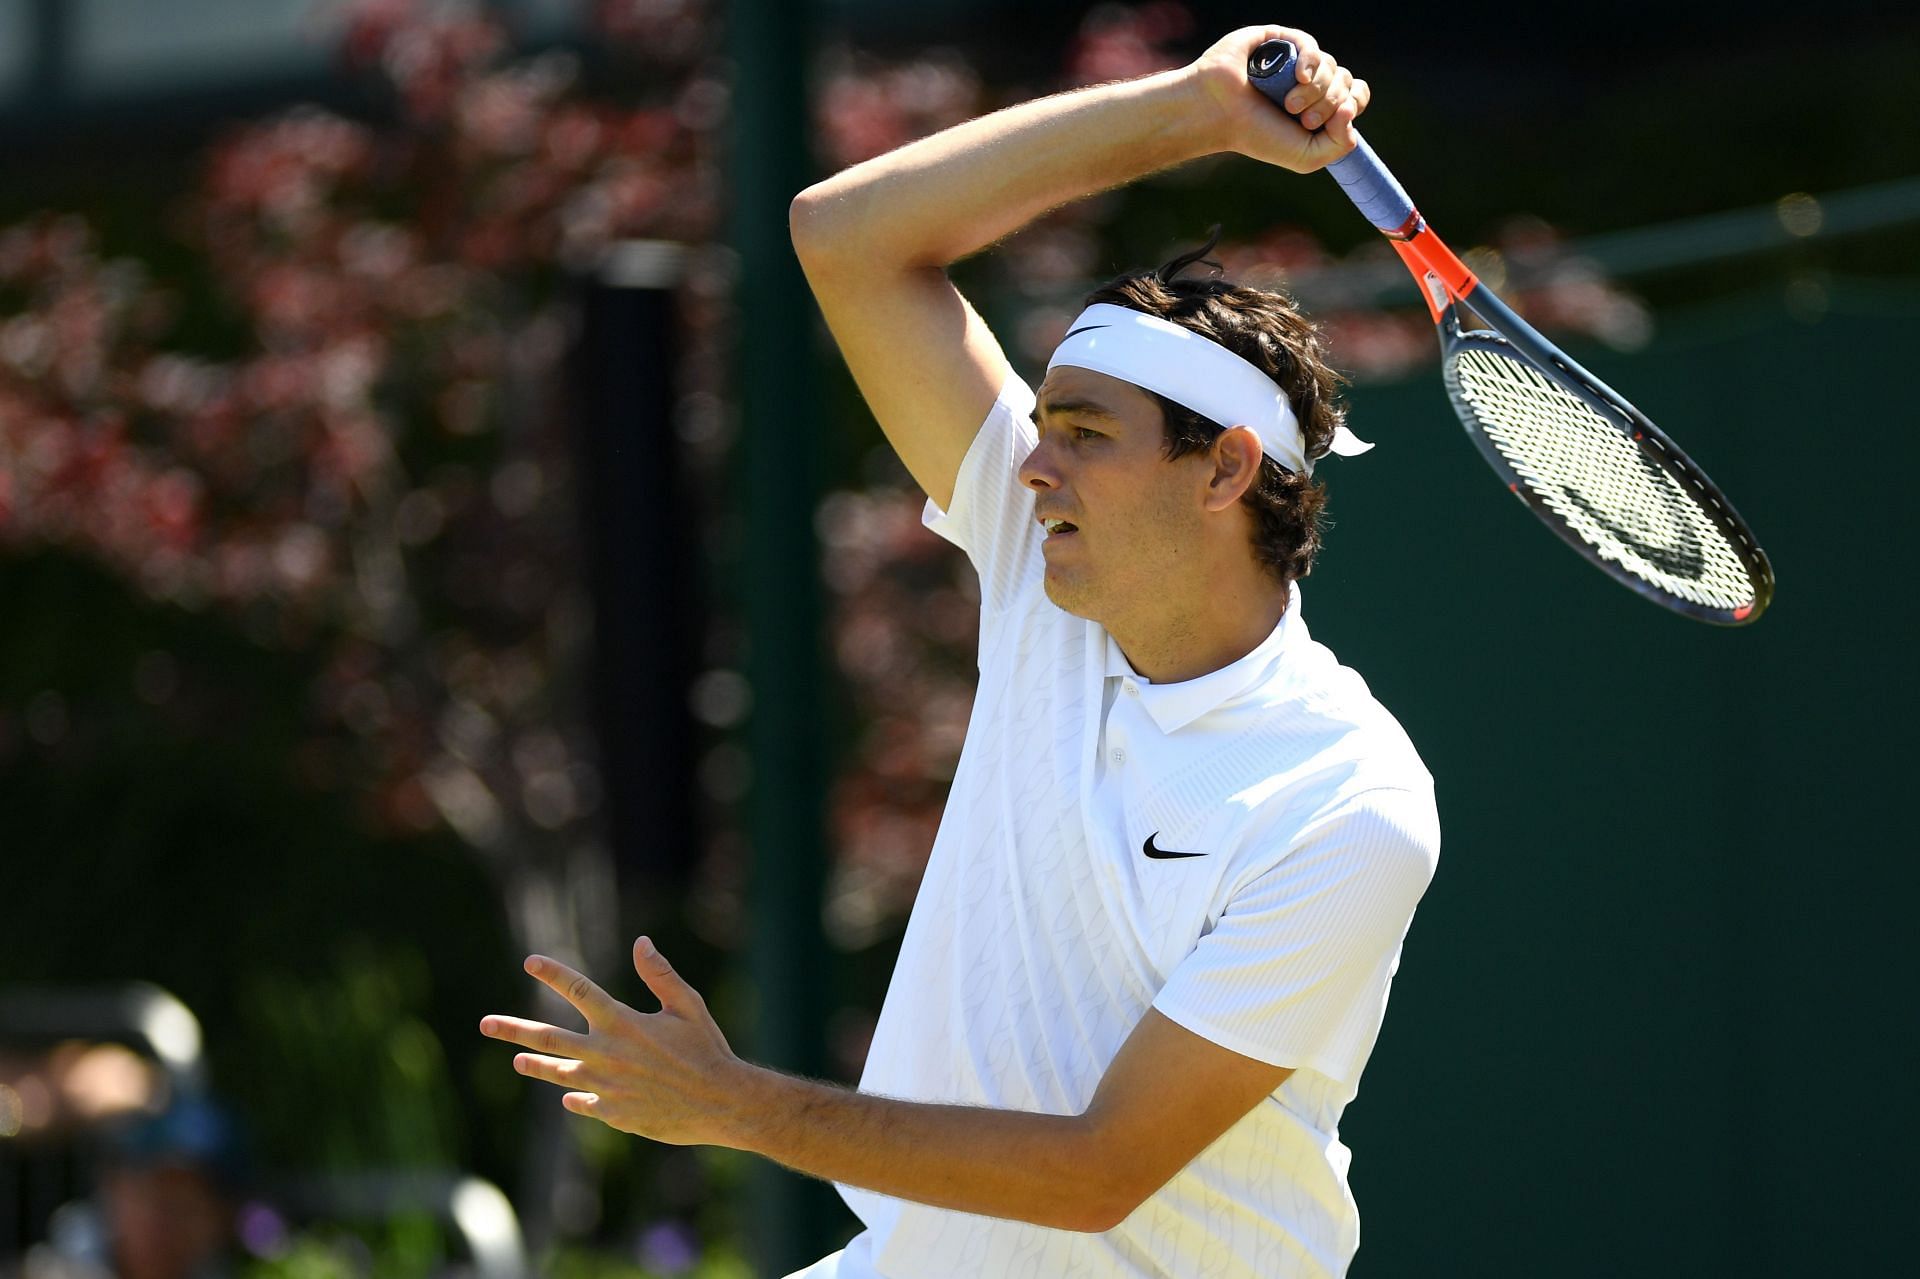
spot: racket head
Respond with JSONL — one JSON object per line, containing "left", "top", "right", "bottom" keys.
{"left": 1246, "top": 34, "right": 1774, "bottom": 624}
{"left": 1436, "top": 294, "right": 1774, "bottom": 624}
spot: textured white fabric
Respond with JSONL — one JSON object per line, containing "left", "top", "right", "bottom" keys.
{"left": 811, "top": 374, "right": 1438, "bottom": 1279}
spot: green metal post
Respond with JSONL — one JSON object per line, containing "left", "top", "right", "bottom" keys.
{"left": 727, "top": 0, "right": 840, "bottom": 1271}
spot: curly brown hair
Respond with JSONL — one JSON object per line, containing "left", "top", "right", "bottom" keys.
{"left": 1081, "top": 231, "right": 1347, "bottom": 586}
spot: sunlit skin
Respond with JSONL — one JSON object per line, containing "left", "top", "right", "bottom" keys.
{"left": 482, "top": 940, "right": 1291, "bottom": 1232}
{"left": 1023, "top": 364, "right": 1288, "bottom": 684}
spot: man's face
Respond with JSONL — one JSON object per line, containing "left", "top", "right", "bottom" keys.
{"left": 1019, "top": 366, "right": 1213, "bottom": 623}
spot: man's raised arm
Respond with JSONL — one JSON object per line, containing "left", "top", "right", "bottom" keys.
{"left": 787, "top": 24, "right": 1366, "bottom": 510}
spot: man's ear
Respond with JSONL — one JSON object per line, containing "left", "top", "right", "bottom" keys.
{"left": 1203, "top": 426, "right": 1264, "bottom": 512}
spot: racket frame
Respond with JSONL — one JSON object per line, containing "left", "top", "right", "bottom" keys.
{"left": 1248, "top": 40, "right": 1775, "bottom": 625}
{"left": 1439, "top": 298, "right": 1773, "bottom": 624}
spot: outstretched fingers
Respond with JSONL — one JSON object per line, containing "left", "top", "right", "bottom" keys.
{"left": 632, "top": 937, "right": 703, "bottom": 1015}
{"left": 512, "top": 1051, "right": 592, "bottom": 1089}
{"left": 523, "top": 954, "right": 621, "bottom": 1025}
{"left": 478, "top": 1014, "right": 591, "bottom": 1058}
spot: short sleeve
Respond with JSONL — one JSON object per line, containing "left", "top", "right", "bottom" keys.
{"left": 1151, "top": 785, "right": 1440, "bottom": 1088}
{"left": 921, "top": 373, "right": 1039, "bottom": 614}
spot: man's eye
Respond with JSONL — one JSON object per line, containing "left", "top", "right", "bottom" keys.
{"left": 1072, "top": 426, "right": 1101, "bottom": 441}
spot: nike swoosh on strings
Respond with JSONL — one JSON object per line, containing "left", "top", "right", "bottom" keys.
{"left": 1143, "top": 833, "right": 1206, "bottom": 860}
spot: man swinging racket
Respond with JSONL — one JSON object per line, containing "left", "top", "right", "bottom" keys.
{"left": 482, "top": 23, "right": 1438, "bottom": 1279}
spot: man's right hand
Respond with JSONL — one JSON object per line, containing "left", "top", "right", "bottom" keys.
{"left": 1183, "top": 25, "right": 1370, "bottom": 174}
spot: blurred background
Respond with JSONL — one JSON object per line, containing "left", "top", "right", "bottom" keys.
{"left": 2, "top": 1, "right": 1915, "bottom": 1276}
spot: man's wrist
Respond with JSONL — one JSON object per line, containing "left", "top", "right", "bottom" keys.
{"left": 714, "top": 1059, "right": 806, "bottom": 1156}
{"left": 1123, "top": 66, "right": 1232, "bottom": 166}
{"left": 1152, "top": 63, "right": 1235, "bottom": 160}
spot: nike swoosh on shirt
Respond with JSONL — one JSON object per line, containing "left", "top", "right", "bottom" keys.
{"left": 1143, "top": 833, "right": 1205, "bottom": 860}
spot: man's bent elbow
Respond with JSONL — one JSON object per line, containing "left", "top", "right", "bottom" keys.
{"left": 1054, "top": 1173, "right": 1146, "bottom": 1234}
{"left": 790, "top": 183, "right": 937, "bottom": 275}
{"left": 1056, "top": 1192, "right": 1136, "bottom": 1235}
{"left": 788, "top": 185, "right": 841, "bottom": 269}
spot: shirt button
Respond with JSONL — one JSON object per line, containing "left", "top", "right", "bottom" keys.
{"left": 1122, "top": 681, "right": 1139, "bottom": 697}
{"left": 1110, "top": 747, "right": 1126, "bottom": 764}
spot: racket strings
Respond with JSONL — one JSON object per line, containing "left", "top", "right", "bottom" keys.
{"left": 1445, "top": 346, "right": 1758, "bottom": 611}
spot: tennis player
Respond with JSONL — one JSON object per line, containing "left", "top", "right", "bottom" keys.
{"left": 481, "top": 23, "right": 1437, "bottom": 1279}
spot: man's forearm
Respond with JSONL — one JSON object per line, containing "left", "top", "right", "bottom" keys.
{"left": 728, "top": 1064, "right": 1127, "bottom": 1233}
{"left": 790, "top": 69, "right": 1219, "bottom": 271}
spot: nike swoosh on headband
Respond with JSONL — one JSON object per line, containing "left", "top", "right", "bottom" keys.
{"left": 1062, "top": 324, "right": 1111, "bottom": 340}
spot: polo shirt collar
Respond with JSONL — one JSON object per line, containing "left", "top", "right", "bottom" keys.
{"left": 1101, "top": 583, "right": 1305, "bottom": 735}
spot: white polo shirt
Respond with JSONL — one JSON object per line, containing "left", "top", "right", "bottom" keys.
{"left": 795, "top": 375, "right": 1439, "bottom": 1279}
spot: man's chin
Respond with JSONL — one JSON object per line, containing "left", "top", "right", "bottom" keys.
{"left": 1041, "top": 569, "right": 1099, "bottom": 621}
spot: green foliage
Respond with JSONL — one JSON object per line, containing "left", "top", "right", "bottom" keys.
{"left": 241, "top": 942, "right": 462, "bottom": 1172}
{"left": 542, "top": 1243, "right": 752, "bottom": 1279}
{"left": 246, "top": 1236, "right": 366, "bottom": 1279}
{"left": 239, "top": 1232, "right": 755, "bottom": 1279}
{"left": 0, "top": 548, "right": 522, "bottom": 1186}
{"left": 241, "top": 1217, "right": 458, "bottom": 1279}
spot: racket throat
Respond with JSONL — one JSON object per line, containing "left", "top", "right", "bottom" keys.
{"left": 1388, "top": 229, "right": 1478, "bottom": 323}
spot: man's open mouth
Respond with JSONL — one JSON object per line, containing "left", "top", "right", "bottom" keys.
{"left": 1042, "top": 518, "right": 1078, "bottom": 536}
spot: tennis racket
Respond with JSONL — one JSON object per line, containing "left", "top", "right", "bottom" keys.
{"left": 1249, "top": 40, "right": 1773, "bottom": 625}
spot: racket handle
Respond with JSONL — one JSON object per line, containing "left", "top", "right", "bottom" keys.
{"left": 1247, "top": 40, "right": 1418, "bottom": 236}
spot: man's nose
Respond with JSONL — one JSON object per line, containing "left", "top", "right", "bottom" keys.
{"left": 1018, "top": 438, "right": 1060, "bottom": 490}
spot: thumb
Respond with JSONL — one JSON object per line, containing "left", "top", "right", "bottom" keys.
{"left": 632, "top": 936, "right": 699, "bottom": 1013}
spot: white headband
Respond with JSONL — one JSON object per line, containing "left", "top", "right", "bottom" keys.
{"left": 1044, "top": 303, "right": 1373, "bottom": 475}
